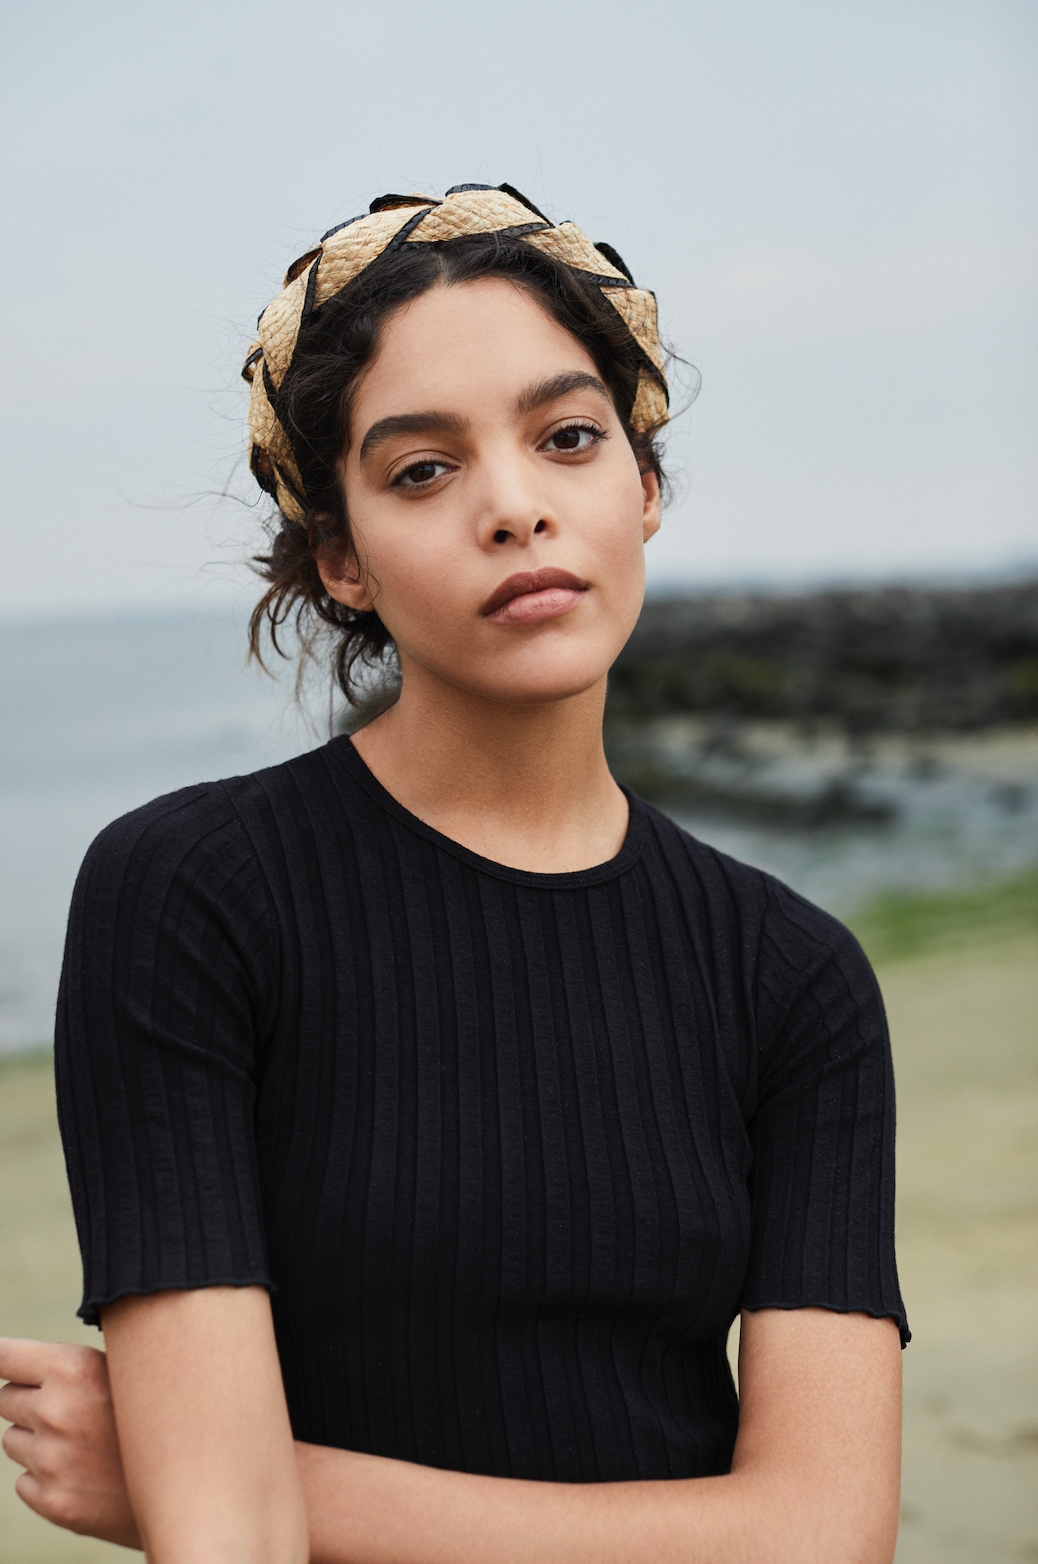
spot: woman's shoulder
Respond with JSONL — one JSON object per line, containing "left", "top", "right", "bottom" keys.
{"left": 74, "top": 740, "right": 355, "bottom": 921}
{"left": 85, "top": 739, "right": 349, "bottom": 857}
{"left": 81, "top": 773, "right": 259, "bottom": 884}
{"left": 631, "top": 793, "right": 872, "bottom": 981}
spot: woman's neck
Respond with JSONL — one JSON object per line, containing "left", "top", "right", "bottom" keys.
{"left": 349, "top": 670, "right": 628, "bottom": 873}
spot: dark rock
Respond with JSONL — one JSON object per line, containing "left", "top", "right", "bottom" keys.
{"left": 608, "top": 580, "right": 1038, "bottom": 732}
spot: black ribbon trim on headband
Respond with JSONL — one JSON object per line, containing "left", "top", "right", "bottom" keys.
{"left": 300, "top": 204, "right": 440, "bottom": 333}
{"left": 261, "top": 360, "right": 282, "bottom": 416}
{"left": 249, "top": 442, "right": 278, "bottom": 498}
{"left": 580, "top": 272, "right": 637, "bottom": 289}
{"left": 369, "top": 193, "right": 441, "bottom": 214}
{"left": 486, "top": 221, "right": 551, "bottom": 240}
{"left": 303, "top": 206, "right": 438, "bottom": 328}
{"left": 241, "top": 347, "right": 263, "bottom": 383}
{"left": 320, "top": 214, "right": 368, "bottom": 242}
{"left": 301, "top": 256, "right": 321, "bottom": 328}
{"left": 385, "top": 205, "right": 443, "bottom": 250}
{"left": 635, "top": 356, "right": 671, "bottom": 406}
{"left": 284, "top": 247, "right": 323, "bottom": 287}
{"left": 403, "top": 220, "right": 550, "bottom": 250}
{"left": 251, "top": 367, "right": 311, "bottom": 514}
{"left": 442, "top": 183, "right": 554, "bottom": 227}
{"left": 272, "top": 460, "right": 309, "bottom": 517}
{"left": 594, "top": 242, "right": 635, "bottom": 284}
{"left": 320, "top": 196, "right": 444, "bottom": 243}
{"left": 496, "top": 184, "right": 553, "bottom": 224}
{"left": 259, "top": 360, "right": 319, "bottom": 510}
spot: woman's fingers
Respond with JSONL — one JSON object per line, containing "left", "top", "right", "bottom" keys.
{"left": 0, "top": 1382, "right": 41, "bottom": 1430}
{"left": 14, "top": 1468, "right": 56, "bottom": 1524}
{"left": 0, "top": 1338, "right": 109, "bottom": 1404}
{"left": 0, "top": 1339, "right": 139, "bottom": 1547}
{"left": 0, "top": 1341, "right": 114, "bottom": 1444}
{"left": 13, "top": 1457, "right": 133, "bottom": 1541}
{"left": 2, "top": 1420, "right": 35, "bottom": 1467}
{"left": 0, "top": 1337, "right": 52, "bottom": 1388}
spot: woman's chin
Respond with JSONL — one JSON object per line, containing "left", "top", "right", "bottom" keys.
{"left": 400, "top": 632, "right": 621, "bottom": 710}
{"left": 471, "top": 666, "right": 610, "bottom": 709}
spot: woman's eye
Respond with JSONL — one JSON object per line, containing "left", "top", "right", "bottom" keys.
{"left": 393, "top": 460, "right": 451, "bottom": 488}
{"left": 544, "top": 425, "right": 602, "bottom": 454}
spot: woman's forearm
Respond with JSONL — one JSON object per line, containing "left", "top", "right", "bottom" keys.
{"left": 297, "top": 1310, "right": 901, "bottom": 1564}
{"left": 300, "top": 1443, "right": 763, "bottom": 1564}
{"left": 297, "top": 1446, "right": 843, "bottom": 1564}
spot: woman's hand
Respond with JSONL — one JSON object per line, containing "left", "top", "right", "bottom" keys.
{"left": 0, "top": 1337, "right": 140, "bottom": 1548}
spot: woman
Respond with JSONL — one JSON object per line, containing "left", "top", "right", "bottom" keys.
{"left": 0, "top": 184, "right": 907, "bottom": 1562}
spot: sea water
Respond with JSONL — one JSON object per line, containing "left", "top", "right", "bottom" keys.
{"left": 1, "top": 610, "right": 1036, "bottom": 1054}
{"left": 0, "top": 612, "right": 312, "bottom": 1054}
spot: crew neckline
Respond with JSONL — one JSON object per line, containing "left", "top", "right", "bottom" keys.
{"left": 330, "top": 734, "right": 646, "bottom": 888}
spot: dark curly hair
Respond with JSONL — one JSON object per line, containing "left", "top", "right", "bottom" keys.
{"left": 248, "top": 232, "right": 669, "bottom": 702}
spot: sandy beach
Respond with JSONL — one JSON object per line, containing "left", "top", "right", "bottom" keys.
{"left": 1, "top": 934, "right": 1035, "bottom": 1562}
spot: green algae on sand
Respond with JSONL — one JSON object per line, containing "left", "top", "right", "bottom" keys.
{"left": 850, "top": 865, "right": 1038, "bottom": 964}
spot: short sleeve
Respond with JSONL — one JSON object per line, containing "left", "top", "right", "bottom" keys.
{"left": 54, "top": 784, "right": 279, "bottom": 1326}
{"left": 740, "top": 881, "right": 909, "bottom": 1345}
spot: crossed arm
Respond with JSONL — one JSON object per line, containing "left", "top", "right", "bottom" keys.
{"left": 0, "top": 1287, "right": 902, "bottom": 1564}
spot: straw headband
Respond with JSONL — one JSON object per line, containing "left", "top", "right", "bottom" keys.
{"left": 242, "top": 183, "right": 669, "bottom": 523}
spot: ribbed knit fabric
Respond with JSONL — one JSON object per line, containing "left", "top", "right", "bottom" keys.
{"left": 56, "top": 735, "right": 907, "bottom": 1483}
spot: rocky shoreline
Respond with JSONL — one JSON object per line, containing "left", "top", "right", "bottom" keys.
{"left": 606, "top": 579, "right": 1038, "bottom": 733}
{"left": 603, "top": 580, "right": 1038, "bottom": 825}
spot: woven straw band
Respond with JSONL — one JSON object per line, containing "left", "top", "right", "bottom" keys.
{"left": 242, "top": 183, "right": 668, "bottom": 522}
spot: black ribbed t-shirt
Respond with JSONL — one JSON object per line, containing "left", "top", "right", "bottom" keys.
{"left": 55, "top": 735, "right": 907, "bottom": 1483}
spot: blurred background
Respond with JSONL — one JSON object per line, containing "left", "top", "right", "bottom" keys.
{"left": 1, "top": 0, "right": 1036, "bottom": 1558}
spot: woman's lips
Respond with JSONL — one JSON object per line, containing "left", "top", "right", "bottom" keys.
{"left": 481, "top": 568, "right": 591, "bottom": 625}
{"left": 488, "top": 587, "right": 586, "bottom": 625}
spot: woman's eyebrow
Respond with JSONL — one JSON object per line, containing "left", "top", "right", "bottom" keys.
{"left": 359, "top": 411, "right": 469, "bottom": 465}
{"left": 357, "top": 373, "right": 610, "bottom": 465}
{"left": 516, "top": 371, "right": 612, "bottom": 414}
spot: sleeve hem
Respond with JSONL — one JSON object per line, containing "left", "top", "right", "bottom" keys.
{"left": 78, "top": 1274, "right": 276, "bottom": 1329}
{"left": 739, "top": 1297, "right": 911, "bottom": 1348}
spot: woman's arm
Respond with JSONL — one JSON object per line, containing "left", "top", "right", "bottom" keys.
{"left": 296, "top": 1307, "right": 901, "bottom": 1564}
{"left": 103, "top": 1286, "right": 307, "bottom": 1563}
{"left": 1, "top": 1290, "right": 309, "bottom": 1560}
{"left": 3, "top": 1306, "right": 899, "bottom": 1562}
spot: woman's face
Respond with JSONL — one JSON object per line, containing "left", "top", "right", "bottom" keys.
{"left": 323, "top": 276, "right": 660, "bottom": 708}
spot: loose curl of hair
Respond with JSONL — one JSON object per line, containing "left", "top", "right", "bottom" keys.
{"left": 248, "top": 232, "right": 669, "bottom": 703}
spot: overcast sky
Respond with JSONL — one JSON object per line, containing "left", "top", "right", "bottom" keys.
{"left": 2, "top": 0, "right": 1035, "bottom": 619}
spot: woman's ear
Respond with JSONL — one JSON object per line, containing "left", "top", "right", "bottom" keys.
{"left": 641, "top": 470, "right": 662, "bottom": 543}
{"left": 314, "top": 542, "right": 376, "bottom": 613}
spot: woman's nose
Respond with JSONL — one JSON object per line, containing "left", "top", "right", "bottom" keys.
{"left": 490, "top": 516, "right": 552, "bottom": 546}
{"left": 474, "top": 455, "right": 559, "bottom": 550}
